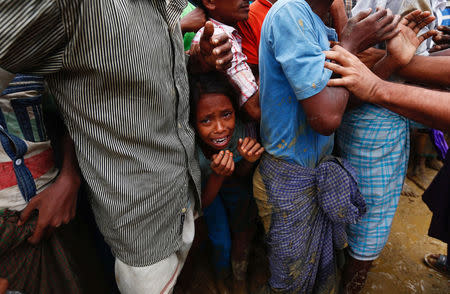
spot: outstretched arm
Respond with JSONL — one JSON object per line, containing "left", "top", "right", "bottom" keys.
{"left": 324, "top": 45, "right": 450, "bottom": 131}
{"left": 188, "top": 21, "right": 233, "bottom": 73}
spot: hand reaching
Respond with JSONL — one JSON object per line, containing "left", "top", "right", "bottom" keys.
{"left": 211, "top": 150, "right": 235, "bottom": 176}
{"left": 324, "top": 45, "right": 382, "bottom": 103}
{"left": 340, "top": 8, "right": 401, "bottom": 54}
{"left": 387, "top": 10, "right": 437, "bottom": 66}
{"left": 189, "top": 21, "right": 233, "bottom": 72}
{"left": 430, "top": 25, "right": 450, "bottom": 53}
{"left": 237, "top": 137, "right": 264, "bottom": 163}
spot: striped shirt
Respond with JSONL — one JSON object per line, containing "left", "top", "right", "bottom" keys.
{"left": 0, "top": 0, "right": 201, "bottom": 267}
{"left": 192, "top": 19, "right": 258, "bottom": 107}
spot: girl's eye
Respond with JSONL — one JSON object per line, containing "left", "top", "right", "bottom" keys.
{"left": 200, "top": 118, "right": 210, "bottom": 124}
{"left": 223, "top": 111, "right": 233, "bottom": 118}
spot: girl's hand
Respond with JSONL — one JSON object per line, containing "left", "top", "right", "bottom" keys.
{"left": 238, "top": 137, "right": 264, "bottom": 163}
{"left": 211, "top": 150, "right": 235, "bottom": 176}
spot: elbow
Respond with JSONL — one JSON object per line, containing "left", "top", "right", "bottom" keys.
{"left": 308, "top": 115, "right": 342, "bottom": 136}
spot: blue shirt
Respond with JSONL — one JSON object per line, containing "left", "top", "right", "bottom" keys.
{"left": 259, "top": 0, "right": 337, "bottom": 168}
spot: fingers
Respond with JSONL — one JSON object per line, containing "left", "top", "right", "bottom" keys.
{"left": 418, "top": 29, "right": 438, "bottom": 44}
{"left": 18, "top": 198, "right": 39, "bottom": 226}
{"left": 324, "top": 61, "right": 350, "bottom": 76}
{"left": 212, "top": 150, "right": 225, "bottom": 167}
{"left": 433, "top": 32, "right": 450, "bottom": 45}
{"left": 248, "top": 141, "right": 262, "bottom": 157}
{"left": 377, "top": 14, "right": 401, "bottom": 41}
{"left": 211, "top": 38, "right": 233, "bottom": 70}
{"left": 352, "top": 8, "right": 373, "bottom": 22}
{"left": 437, "top": 25, "right": 450, "bottom": 35}
{"left": 200, "top": 21, "right": 215, "bottom": 46}
{"left": 324, "top": 46, "right": 356, "bottom": 67}
{"left": 326, "top": 77, "right": 348, "bottom": 87}
{"left": 28, "top": 220, "right": 47, "bottom": 245}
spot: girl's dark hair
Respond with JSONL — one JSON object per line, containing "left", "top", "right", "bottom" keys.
{"left": 189, "top": 71, "right": 240, "bottom": 125}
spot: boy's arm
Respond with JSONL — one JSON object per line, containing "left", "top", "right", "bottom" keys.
{"left": 202, "top": 173, "right": 226, "bottom": 208}
{"left": 19, "top": 131, "right": 80, "bottom": 244}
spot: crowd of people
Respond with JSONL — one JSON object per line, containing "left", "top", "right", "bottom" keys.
{"left": 0, "top": 0, "right": 449, "bottom": 294}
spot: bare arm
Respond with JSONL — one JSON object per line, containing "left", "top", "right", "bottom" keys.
{"left": 300, "top": 86, "right": 349, "bottom": 136}
{"left": 330, "top": 0, "right": 349, "bottom": 39}
{"left": 325, "top": 45, "right": 450, "bottom": 131}
{"left": 19, "top": 132, "right": 81, "bottom": 244}
{"left": 396, "top": 54, "right": 450, "bottom": 86}
{"left": 241, "top": 91, "right": 261, "bottom": 122}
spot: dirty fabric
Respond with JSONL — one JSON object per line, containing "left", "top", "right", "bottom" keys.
{"left": 0, "top": 209, "right": 82, "bottom": 294}
{"left": 337, "top": 103, "right": 409, "bottom": 261}
{"left": 253, "top": 154, "right": 365, "bottom": 293}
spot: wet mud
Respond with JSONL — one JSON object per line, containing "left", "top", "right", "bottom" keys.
{"left": 178, "top": 167, "right": 449, "bottom": 293}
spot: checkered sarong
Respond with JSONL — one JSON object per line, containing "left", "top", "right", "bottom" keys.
{"left": 336, "top": 103, "right": 409, "bottom": 260}
{"left": 0, "top": 210, "right": 82, "bottom": 294}
{"left": 254, "top": 154, "right": 365, "bottom": 293}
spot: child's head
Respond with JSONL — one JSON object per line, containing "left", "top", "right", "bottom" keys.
{"left": 192, "top": 0, "right": 250, "bottom": 25}
{"left": 190, "top": 72, "right": 239, "bottom": 151}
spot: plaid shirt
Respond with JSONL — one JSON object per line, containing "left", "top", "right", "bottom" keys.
{"left": 345, "top": 0, "right": 357, "bottom": 17}
{"left": 192, "top": 19, "right": 258, "bottom": 107}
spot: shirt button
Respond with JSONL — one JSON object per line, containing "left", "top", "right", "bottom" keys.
{"left": 15, "top": 159, "right": 22, "bottom": 165}
{"left": 181, "top": 207, "right": 187, "bottom": 213}
{"left": 178, "top": 123, "right": 182, "bottom": 129}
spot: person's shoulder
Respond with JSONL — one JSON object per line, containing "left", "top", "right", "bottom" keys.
{"left": 265, "top": 0, "right": 313, "bottom": 25}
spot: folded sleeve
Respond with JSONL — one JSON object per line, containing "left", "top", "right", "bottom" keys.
{"left": 0, "top": 0, "right": 66, "bottom": 75}
{"left": 269, "top": 4, "right": 332, "bottom": 100}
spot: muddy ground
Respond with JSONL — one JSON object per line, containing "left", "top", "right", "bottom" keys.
{"left": 177, "top": 167, "right": 449, "bottom": 293}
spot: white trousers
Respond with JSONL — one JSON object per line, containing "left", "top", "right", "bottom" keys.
{"left": 115, "top": 204, "right": 195, "bottom": 294}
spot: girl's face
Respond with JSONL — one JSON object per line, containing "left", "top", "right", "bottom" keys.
{"left": 195, "top": 93, "right": 236, "bottom": 151}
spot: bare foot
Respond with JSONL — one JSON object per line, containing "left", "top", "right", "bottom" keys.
{"left": 401, "top": 181, "right": 418, "bottom": 197}
{"left": 426, "top": 158, "right": 444, "bottom": 171}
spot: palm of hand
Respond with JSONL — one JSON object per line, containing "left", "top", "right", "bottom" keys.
{"left": 387, "top": 23, "right": 420, "bottom": 66}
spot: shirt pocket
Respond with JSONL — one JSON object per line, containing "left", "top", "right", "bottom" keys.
{"left": 10, "top": 95, "right": 48, "bottom": 143}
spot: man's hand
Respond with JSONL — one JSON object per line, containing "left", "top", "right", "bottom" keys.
{"left": 237, "top": 137, "right": 264, "bottom": 163}
{"left": 324, "top": 45, "right": 382, "bottom": 103}
{"left": 430, "top": 25, "right": 450, "bottom": 53}
{"left": 210, "top": 150, "right": 235, "bottom": 176}
{"left": 18, "top": 170, "right": 80, "bottom": 244}
{"left": 387, "top": 10, "right": 436, "bottom": 66}
{"left": 188, "top": 21, "right": 233, "bottom": 73}
{"left": 340, "top": 8, "right": 401, "bottom": 54}
{"left": 180, "top": 7, "right": 206, "bottom": 34}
